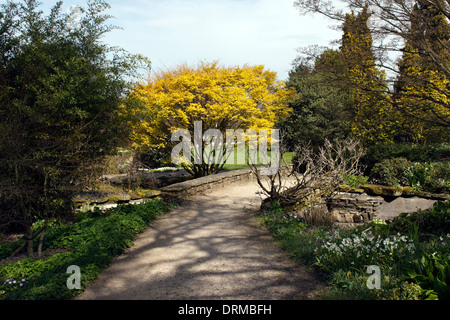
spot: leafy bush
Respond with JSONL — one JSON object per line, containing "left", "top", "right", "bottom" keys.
{"left": 406, "top": 252, "right": 450, "bottom": 300}
{"left": 369, "top": 158, "right": 450, "bottom": 193}
{"left": 370, "top": 157, "right": 412, "bottom": 187}
{"left": 404, "top": 162, "right": 450, "bottom": 193}
{"left": 344, "top": 174, "right": 369, "bottom": 187}
{"left": 0, "top": 200, "right": 168, "bottom": 300}
{"left": 362, "top": 143, "right": 450, "bottom": 174}
{"left": 138, "top": 147, "right": 171, "bottom": 169}
{"left": 389, "top": 201, "right": 450, "bottom": 239}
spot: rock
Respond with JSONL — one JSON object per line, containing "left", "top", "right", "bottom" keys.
{"left": 349, "top": 188, "right": 365, "bottom": 194}
{"left": 377, "top": 196, "right": 437, "bottom": 221}
{"left": 362, "top": 184, "right": 403, "bottom": 197}
{"left": 130, "top": 190, "right": 161, "bottom": 200}
{"left": 401, "top": 186, "right": 416, "bottom": 196}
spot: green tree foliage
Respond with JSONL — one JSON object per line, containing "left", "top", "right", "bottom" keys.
{"left": 0, "top": 0, "right": 149, "bottom": 256}
{"left": 339, "top": 7, "right": 402, "bottom": 145}
{"left": 278, "top": 56, "right": 351, "bottom": 150}
{"left": 295, "top": 0, "right": 450, "bottom": 145}
{"left": 284, "top": 7, "right": 403, "bottom": 148}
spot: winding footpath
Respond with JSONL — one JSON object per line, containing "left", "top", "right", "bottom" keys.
{"left": 76, "top": 181, "right": 325, "bottom": 300}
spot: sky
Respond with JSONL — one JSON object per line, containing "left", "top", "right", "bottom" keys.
{"left": 2, "top": 0, "right": 343, "bottom": 81}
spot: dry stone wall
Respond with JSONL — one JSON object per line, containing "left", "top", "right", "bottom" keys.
{"left": 76, "top": 168, "right": 448, "bottom": 225}
{"left": 161, "top": 170, "right": 449, "bottom": 225}
{"left": 328, "top": 185, "right": 449, "bottom": 225}
{"left": 329, "top": 193, "right": 384, "bottom": 224}
{"left": 160, "top": 168, "right": 255, "bottom": 197}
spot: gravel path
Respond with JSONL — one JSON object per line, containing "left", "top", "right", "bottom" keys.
{"left": 76, "top": 181, "right": 325, "bottom": 300}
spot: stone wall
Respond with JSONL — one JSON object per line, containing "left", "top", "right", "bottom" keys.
{"left": 74, "top": 169, "right": 258, "bottom": 212}
{"left": 74, "top": 190, "right": 161, "bottom": 212}
{"left": 160, "top": 166, "right": 296, "bottom": 198}
{"left": 328, "top": 185, "right": 449, "bottom": 225}
{"left": 77, "top": 168, "right": 448, "bottom": 224}
{"left": 160, "top": 170, "right": 449, "bottom": 225}
{"left": 328, "top": 193, "right": 384, "bottom": 224}
{"left": 160, "top": 168, "right": 255, "bottom": 197}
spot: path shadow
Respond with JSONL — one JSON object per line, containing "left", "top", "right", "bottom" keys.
{"left": 76, "top": 184, "right": 325, "bottom": 300}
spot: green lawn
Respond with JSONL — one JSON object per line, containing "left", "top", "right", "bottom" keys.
{"left": 222, "top": 151, "right": 295, "bottom": 171}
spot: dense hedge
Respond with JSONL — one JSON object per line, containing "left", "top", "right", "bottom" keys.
{"left": 0, "top": 200, "right": 168, "bottom": 300}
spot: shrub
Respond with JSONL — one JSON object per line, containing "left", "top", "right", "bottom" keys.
{"left": 369, "top": 157, "right": 412, "bottom": 187}
{"left": 369, "top": 158, "right": 450, "bottom": 193}
{"left": 406, "top": 252, "right": 450, "bottom": 300}
{"left": 389, "top": 201, "right": 450, "bottom": 239}
{"left": 404, "top": 162, "right": 450, "bottom": 193}
{"left": 362, "top": 143, "right": 450, "bottom": 174}
{"left": 138, "top": 147, "right": 171, "bottom": 169}
{"left": 344, "top": 174, "right": 369, "bottom": 187}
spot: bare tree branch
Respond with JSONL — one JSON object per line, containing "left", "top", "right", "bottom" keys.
{"left": 251, "top": 139, "right": 364, "bottom": 212}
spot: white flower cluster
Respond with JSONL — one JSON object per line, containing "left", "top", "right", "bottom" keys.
{"left": 1, "top": 278, "right": 27, "bottom": 295}
{"left": 316, "top": 230, "right": 415, "bottom": 268}
{"left": 4, "top": 278, "right": 26, "bottom": 286}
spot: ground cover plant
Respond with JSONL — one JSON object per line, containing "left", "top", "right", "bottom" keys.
{"left": 369, "top": 157, "right": 450, "bottom": 193}
{"left": 362, "top": 143, "right": 450, "bottom": 174}
{"left": 0, "top": 200, "right": 168, "bottom": 300}
{"left": 340, "top": 143, "right": 450, "bottom": 194}
{"left": 259, "top": 200, "right": 450, "bottom": 300}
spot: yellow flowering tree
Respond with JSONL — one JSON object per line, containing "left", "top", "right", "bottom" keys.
{"left": 121, "top": 62, "right": 293, "bottom": 176}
